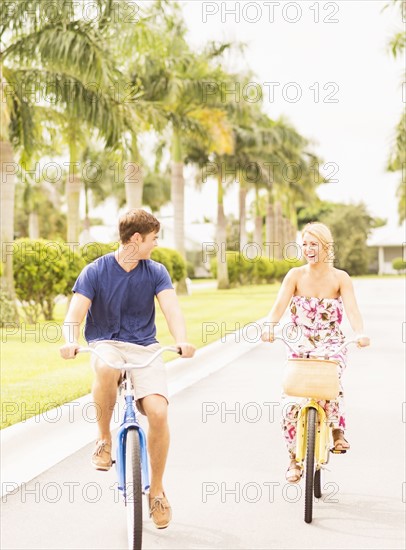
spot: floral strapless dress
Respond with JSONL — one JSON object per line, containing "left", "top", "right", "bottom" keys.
{"left": 282, "top": 296, "right": 347, "bottom": 456}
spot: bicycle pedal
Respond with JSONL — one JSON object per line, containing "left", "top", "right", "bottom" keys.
{"left": 330, "top": 448, "right": 347, "bottom": 454}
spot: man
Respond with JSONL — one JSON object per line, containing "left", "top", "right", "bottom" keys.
{"left": 60, "top": 209, "right": 195, "bottom": 529}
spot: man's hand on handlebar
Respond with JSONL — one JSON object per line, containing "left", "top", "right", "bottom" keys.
{"left": 60, "top": 342, "right": 81, "bottom": 359}
{"left": 176, "top": 342, "right": 196, "bottom": 358}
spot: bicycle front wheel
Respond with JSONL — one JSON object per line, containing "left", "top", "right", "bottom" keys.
{"left": 304, "top": 407, "right": 317, "bottom": 523}
{"left": 125, "top": 428, "right": 143, "bottom": 550}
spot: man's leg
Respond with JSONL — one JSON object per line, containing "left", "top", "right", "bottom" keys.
{"left": 91, "top": 363, "right": 121, "bottom": 470}
{"left": 92, "top": 364, "right": 121, "bottom": 440}
{"left": 141, "top": 394, "right": 172, "bottom": 528}
{"left": 141, "top": 394, "right": 169, "bottom": 496}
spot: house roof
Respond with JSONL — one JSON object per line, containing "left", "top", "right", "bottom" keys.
{"left": 367, "top": 221, "right": 406, "bottom": 247}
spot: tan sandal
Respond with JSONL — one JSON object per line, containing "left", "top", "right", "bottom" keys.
{"left": 286, "top": 461, "right": 302, "bottom": 483}
{"left": 332, "top": 429, "right": 350, "bottom": 453}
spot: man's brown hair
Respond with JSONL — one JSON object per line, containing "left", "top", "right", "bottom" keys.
{"left": 119, "top": 209, "right": 160, "bottom": 244}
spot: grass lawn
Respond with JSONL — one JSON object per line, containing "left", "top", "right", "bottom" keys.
{"left": 1, "top": 282, "right": 278, "bottom": 429}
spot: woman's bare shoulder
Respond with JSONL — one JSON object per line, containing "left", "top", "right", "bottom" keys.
{"left": 333, "top": 267, "right": 352, "bottom": 285}
{"left": 286, "top": 265, "right": 306, "bottom": 280}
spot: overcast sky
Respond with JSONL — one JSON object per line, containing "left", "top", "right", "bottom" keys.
{"left": 178, "top": 0, "right": 404, "bottom": 225}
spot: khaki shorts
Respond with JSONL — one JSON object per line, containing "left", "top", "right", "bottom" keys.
{"left": 89, "top": 340, "right": 168, "bottom": 415}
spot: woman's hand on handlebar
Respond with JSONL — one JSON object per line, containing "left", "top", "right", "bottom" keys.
{"left": 356, "top": 335, "right": 370, "bottom": 348}
{"left": 261, "top": 328, "right": 275, "bottom": 343}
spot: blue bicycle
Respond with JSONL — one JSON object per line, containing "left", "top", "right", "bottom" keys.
{"left": 78, "top": 345, "right": 180, "bottom": 550}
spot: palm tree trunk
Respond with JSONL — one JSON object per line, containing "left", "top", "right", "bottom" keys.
{"left": 265, "top": 191, "right": 276, "bottom": 260}
{"left": 283, "top": 217, "right": 291, "bottom": 255}
{"left": 286, "top": 195, "right": 298, "bottom": 243}
{"left": 81, "top": 181, "right": 92, "bottom": 244}
{"left": 253, "top": 185, "right": 263, "bottom": 254}
{"left": 171, "top": 129, "right": 185, "bottom": 257}
{"left": 125, "top": 136, "right": 144, "bottom": 209}
{"left": 254, "top": 216, "right": 262, "bottom": 253}
{"left": 125, "top": 161, "right": 143, "bottom": 209}
{"left": 66, "top": 175, "right": 81, "bottom": 243}
{"left": 0, "top": 140, "right": 16, "bottom": 292}
{"left": 216, "top": 173, "right": 229, "bottom": 289}
{"left": 28, "top": 211, "right": 39, "bottom": 239}
{"left": 290, "top": 220, "right": 297, "bottom": 246}
{"left": 66, "top": 140, "right": 81, "bottom": 243}
{"left": 239, "top": 170, "right": 248, "bottom": 251}
{"left": 171, "top": 128, "right": 188, "bottom": 294}
{"left": 274, "top": 201, "right": 283, "bottom": 259}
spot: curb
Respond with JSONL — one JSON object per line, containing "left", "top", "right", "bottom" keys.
{"left": 1, "top": 323, "right": 264, "bottom": 497}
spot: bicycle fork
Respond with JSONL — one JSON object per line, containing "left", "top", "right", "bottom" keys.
{"left": 295, "top": 401, "right": 330, "bottom": 470}
{"left": 116, "top": 392, "right": 150, "bottom": 501}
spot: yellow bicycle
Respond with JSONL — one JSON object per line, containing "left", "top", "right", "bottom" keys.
{"left": 277, "top": 336, "right": 357, "bottom": 523}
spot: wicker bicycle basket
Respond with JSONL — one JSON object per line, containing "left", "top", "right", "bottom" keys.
{"left": 282, "top": 358, "right": 340, "bottom": 400}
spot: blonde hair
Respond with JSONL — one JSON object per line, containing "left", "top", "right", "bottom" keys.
{"left": 301, "top": 222, "right": 335, "bottom": 261}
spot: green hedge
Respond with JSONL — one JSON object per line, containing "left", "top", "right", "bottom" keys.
{"left": 0, "top": 283, "right": 19, "bottom": 325}
{"left": 156, "top": 247, "right": 186, "bottom": 282}
{"left": 13, "top": 239, "right": 86, "bottom": 322}
{"left": 211, "top": 251, "right": 303, "bottom": 285}
{"left": 392, "top": 257, "right": 406, "bottom": 272}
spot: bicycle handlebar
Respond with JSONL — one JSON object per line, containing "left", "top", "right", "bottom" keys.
{"left": 273, "top": 336, "right": 359, "bottom": 359}
{"left": 76, "top": 345, "right": 181, "bottom": 369}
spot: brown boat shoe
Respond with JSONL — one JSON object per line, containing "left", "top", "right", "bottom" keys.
{"left": 149, "top": 492, "right": 172, "bottom": 529}
{"left": 91, "top": 439, "right": 112, "bottom": 471}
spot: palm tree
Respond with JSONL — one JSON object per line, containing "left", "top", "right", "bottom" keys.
{"left": 106, "top": 1, "right": 169, "bottom": 210}
{"left": 137, "top": 2, "right": 231, "bottom": 258}
{"left": 218, "top": 99, "right": 285, "bottom": 253}
{"left": 0, "top": 66, "right": 16, "bottom": 293}
{"left": 387, "top": 112, "right": 406, "bottom": 222}
{"left": 385, "top": 0, "right": 406, "bottom": 222}
{"left": 240, "top": 114, "right": 326, "bottom": 260}
{"left": 185, "top": 111, "right": 236, "bottom": 289}
{"left": 1, "top": 0, "right": 135, "bottom": 266}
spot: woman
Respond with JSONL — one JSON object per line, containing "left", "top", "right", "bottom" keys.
{"left": 261, "top": 222, "right": 370, "bottom": 483}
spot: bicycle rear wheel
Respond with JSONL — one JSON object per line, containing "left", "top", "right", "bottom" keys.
{"left": 304, "top": 407, "right": 317, "bottom": 523}
{"left": 314, "top": 468, "right": 322, "bottom": 499}
{"left": 125, "top": 428, "right": 143, "bottom": 550}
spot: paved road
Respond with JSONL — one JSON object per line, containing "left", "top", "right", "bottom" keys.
{"left": 1, "top": 278, "right": 405, "bottom": 549}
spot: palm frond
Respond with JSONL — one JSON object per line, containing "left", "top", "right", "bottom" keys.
{"left": 389, "top": 31, "right": 406, "bottom": 57}
{"left": 2, "top": 65, "right": 36, "bottom": 155}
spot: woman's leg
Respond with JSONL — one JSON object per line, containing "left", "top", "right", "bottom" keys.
{"left": 281, "top": 394, "right": 303, "bottom": 482}
{"left": 324, "top": 361, "right": 350, "bottom": 450}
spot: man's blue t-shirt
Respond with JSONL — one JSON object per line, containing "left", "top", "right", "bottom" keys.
{"left": 72, "top": 253, "right": 173, "bottom": 345}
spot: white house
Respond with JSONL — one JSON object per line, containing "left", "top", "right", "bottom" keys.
{"left": 367, "top": 221, "right": 406, "bottom": 274}
{"left": 159, "top": 220, "right": 216, "bottom": 277}
{"left": 79, "top": 225, "right": 119, "bottom": 246}
{"left": 159, "top": 220, "right": 215, "bottom": 252}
